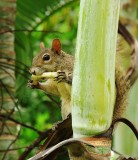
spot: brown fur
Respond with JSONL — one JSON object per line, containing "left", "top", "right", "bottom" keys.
{"left": 113, "top": 67, "right": 130, "bottom": 120}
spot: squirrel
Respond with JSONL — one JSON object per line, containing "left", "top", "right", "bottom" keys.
{"left": 29, "top": 39, "right": 74, "bottom": 119}
{"left": 28, "top": 38, "right": 129, "bottom": 121}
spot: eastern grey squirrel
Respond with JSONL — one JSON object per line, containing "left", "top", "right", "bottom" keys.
{"left": 28, "top": 38, "right": 129, "bottom": 121}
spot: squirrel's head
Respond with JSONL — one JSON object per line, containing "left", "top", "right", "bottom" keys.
{"left": 30, "top": 39, "right": 63, "bottom": 75}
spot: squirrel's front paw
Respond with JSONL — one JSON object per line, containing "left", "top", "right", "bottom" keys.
{"left": 27, "top": 80, "right": 40, "bottom": 89}
{"left": 54, "top": 71, "right": 66, "bottom": 83}
{"left": 54, "top": 71, "right": 72, "bottom": 84}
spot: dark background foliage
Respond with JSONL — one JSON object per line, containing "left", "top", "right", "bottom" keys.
{"left": 15, "top": 0, "right": 79, "bottom": 159}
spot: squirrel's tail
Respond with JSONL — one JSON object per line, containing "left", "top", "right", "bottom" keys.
{"left": 113, "top": 68, "right": 130, "bottom": 120}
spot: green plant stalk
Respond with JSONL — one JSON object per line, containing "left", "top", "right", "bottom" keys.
{"left": 72, "top": 0, "right": 120, "bottom": 138}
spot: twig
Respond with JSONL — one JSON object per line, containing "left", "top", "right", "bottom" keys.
{"left": 2, "top": 125, "right": 21, "bottom": 160}
{"left": 0, "top": 146, "right": 28, "bottom": 152}
{"left": 118, "top": 21, "right": 134, "bottom": 45}
{"left": 112, "top": 118, "right": 138, "bottom": 140}
{"left": 118, "top": 21, "right": 138, "bottom": 86}
{"left": 0, "top": 63, "right": 30, "bottom": 79}
{"left": 0, "top": 56, "right": 29, "bottom": 70}
{"left": 0, "top": 79, "right": 23, "bottom": 124}
{"left": 18, "top": 129, "right": 52, "bottom": 160}
{"left": 0, "top": 80, "right": 16, "bottom": 104}
{"left": 0, "top": 81, "right": 4, "bottom": 111}
{"left": 46, "top": 95, "right": 60, "bottom": 107}
{"left": 4, "top": 122, "right": 13, "bottom": 135}
{"left": 0, "top": 114, "right": 42, "bottom": 135}
{"left": 0, "top": 29, "right": 61, "bottom": 34}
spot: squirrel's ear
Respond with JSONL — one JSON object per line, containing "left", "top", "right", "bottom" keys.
{"left": 40, "top": 42, "right": 45, "bottom": 51}
{"left": 52, "top": 38, "right": 62, "bottom": 54}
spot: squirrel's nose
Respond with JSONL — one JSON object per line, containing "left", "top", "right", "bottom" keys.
{"left": 29, "top": 68, "right": 36, "bottom": 75}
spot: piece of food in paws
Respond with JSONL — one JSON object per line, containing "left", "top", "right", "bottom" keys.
{"left": 31, "top": 72, "right": 58, "bottom": 84}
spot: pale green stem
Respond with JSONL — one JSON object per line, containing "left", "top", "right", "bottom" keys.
{"left": 72, "top": 0, "right": 120, "bottom": 138}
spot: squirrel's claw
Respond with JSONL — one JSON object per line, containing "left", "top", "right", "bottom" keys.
{"left": 27, "top": 80, "right": 40, "bottom": 89}
{"left": 54, "top": 71, "right": 72, "bottom": 84}
{"left": 54, "top": 72, "right": 66, "bottom": 83}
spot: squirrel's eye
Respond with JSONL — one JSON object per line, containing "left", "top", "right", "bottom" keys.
{"left": 43, "top": 54, "right": 50, "bottom": 61}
